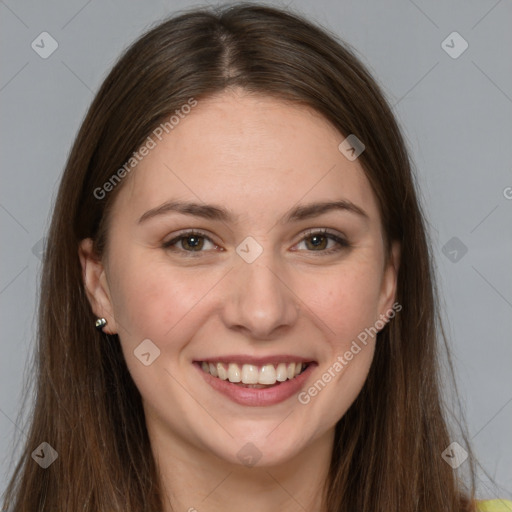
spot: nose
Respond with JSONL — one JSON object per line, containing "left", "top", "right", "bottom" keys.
{"left": 220, "top": 248, "right": 300, "bottom": 340}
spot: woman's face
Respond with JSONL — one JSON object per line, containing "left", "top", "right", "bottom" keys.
{"left": 80, "top": 89, "right": 399, "bottom": 468}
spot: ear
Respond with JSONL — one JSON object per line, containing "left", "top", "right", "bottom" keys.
{"left": 377, "top": 240, "right": 401, "bottom": 323}
{"left": 78, "top": 238, "right": 118, "bottom": 334}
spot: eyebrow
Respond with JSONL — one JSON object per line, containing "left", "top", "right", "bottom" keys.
{"left": 137, "top": 199, "right": 369, "bottom": 224}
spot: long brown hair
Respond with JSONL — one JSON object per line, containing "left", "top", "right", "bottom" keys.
{"left": 2, "top": 3, "right": 477, "bottom": 510}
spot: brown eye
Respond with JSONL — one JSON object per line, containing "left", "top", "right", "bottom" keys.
{"left": 304, "top": 233, "right": 329, "bottom": 251}
{"left": 295, "top": 229, "right": 350, "bottom": 254}
{"left": 180, "top": 234, "right": 205, "bottom": 251}
{"left": 162, "top": 231, "right": 217, "bottom": 253}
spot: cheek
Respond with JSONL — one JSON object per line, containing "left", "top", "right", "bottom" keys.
{"left": 301, "top": 262, "right": 384, "bottom": 347}
{"left": 110, "top": 243, "right": 384, "bottom": 352}
{"left": 295, "top": 267, "right": 381, "bottom": 426}
{"left": 108, "top": 250, "right": 227, "bottom": 349}
{"left": 107, "top": 255, "right": 213, "bottom": 408}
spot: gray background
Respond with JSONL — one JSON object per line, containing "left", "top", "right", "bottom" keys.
{"left": 1, "top": 0, "right": 511, "bottom": 501}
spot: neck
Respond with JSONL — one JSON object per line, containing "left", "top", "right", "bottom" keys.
{"left": 148, "top": 422, "right": 335, "bottom": 512}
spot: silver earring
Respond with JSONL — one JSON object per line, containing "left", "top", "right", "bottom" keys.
{"left": 95, "top": 317, "right": 107, "bottom": 330}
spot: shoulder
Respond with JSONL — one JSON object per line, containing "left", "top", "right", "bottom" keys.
{"left": 476, "top": 499, "right": 512, "bottom": 511}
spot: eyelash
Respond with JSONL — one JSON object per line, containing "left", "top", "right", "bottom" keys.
{"left": 161, "top": 228, "right": 350, "bottom": 257}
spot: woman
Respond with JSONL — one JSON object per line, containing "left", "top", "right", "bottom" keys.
{"left": 2, "top": 3, "right": 508, "bottom": 511}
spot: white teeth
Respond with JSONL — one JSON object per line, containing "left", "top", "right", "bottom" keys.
{"left": 216, "top": 362, "right": 228, "bottom": 380}
{"left": 227, "top": 363, "right": 241, "bottom": 383}
{"left": 258, "top": 364, "right": 277, "bottom": 385}
{"left": 276, "top": 363, "right": 288, "bottom": 382}
{"left": 241, "top": 364, "right": 259, "bottom": 384}
{"left": 200, "top": 361, "right": 307, "bottom": 385}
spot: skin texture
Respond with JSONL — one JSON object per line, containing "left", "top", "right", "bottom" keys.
{"left": 79, "top": 88, "right": 400, "bottom": 511}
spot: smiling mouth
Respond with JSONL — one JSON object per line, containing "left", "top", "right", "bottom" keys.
{"left": 197, "top": 361, "right": 311, "bottom": 388}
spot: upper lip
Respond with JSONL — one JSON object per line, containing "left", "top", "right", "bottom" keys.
{"left": 194, "top": 355, "right": 316, "bottom": 366}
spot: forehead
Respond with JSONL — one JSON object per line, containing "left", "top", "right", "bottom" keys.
{"left": 114, "top": 89, "right": 380, "bottom": 224}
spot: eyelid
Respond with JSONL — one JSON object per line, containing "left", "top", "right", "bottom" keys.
{"left": 292, "top": 227, "right": 350, "bottom": 253}
{"left": 299, "top": 227, "right": 346, "bottom": 240}
{"left": 162, "top": 229, "right": 220, "bottom": 249}
{"left": 162, "top": 227, "right": 350, "bottom": 254}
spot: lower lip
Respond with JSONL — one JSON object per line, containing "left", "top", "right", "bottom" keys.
{"left": 193, "top": 362, "right": 316, "bottom": 407}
